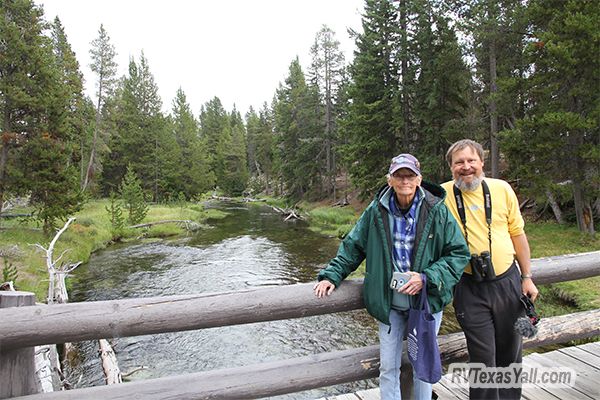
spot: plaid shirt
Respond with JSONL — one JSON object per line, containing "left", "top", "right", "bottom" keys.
{"left": 389, "top": 188, "right": 423, "bottom": 272}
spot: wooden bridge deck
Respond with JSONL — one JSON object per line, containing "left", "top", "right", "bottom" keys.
{"left": 318, "top": 341, "right": 600, "bottom": 400}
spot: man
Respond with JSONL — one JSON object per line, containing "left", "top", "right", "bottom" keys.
{"left": 314, "top": 153, "right": 469, "bottom": 400}
{"left": 442, "top": 139, "right": 539, "bottom": 400}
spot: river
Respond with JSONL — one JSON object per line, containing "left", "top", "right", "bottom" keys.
{"left": 67, "top": 201, "right": 380, "bottom": 399}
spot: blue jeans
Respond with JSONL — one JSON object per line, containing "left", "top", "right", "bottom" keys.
{"left": 378, "top": 308, "right": 443, "bottom": 400}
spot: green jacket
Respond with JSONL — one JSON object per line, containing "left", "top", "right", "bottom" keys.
{"left": 317, "top": 181, "right": 469, "bottom": 326}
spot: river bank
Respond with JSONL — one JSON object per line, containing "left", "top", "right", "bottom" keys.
{"left": 0, "top": 199, "right": 228, "bottom": 300}
{"left": 2, "top": 196, "right": 599, "bottom": 322}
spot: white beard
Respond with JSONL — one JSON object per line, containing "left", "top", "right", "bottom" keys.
{"left": 455, "top": 172, "right": 485, "bottom": 192}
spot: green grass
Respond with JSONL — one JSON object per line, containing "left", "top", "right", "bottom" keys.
{"left": 306, "top": 206, "right": 358, "bottom": 238}
{"left": 526, "top": 221, "right": 600, "bottom": 258}
{"left": 0, "top": 199, "right": 225, "bottom": 300}
{"left": 523, "top": 221, "right": 600, "bottom": 320}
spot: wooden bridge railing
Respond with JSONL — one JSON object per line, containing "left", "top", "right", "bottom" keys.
{"left": 1, "top": 250, "right": 599, "bottom": 399}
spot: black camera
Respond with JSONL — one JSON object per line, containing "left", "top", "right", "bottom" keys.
{"left": 470, "top": 251, "right": 496, "bottom": 282}
{"left": 514, "top": 294, "right": 540, "bottom": 338}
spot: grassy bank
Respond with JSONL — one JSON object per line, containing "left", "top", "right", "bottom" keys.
{"left": 2, "top": 196, "right": 598, "bottom": 321}
{"left": 0, "top": 199, "right": 227, "bottom": 300}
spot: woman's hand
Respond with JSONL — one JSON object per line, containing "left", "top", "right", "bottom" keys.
{"left": 399, "top": 271, "right": 423, "bottom": 296}
{"left": 314, "top": 280, "right": 335, "bottom": 298}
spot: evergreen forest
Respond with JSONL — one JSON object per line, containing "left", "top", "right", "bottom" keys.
{"left": 1, "top": 0, "right": 598, "bottom": 234}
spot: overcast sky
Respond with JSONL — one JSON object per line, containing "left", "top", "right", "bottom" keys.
{"left": 37, "top": 0, "right": 365, "bottom": 117}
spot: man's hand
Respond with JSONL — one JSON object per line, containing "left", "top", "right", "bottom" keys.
{"left": 399, "top": 271, "right": 423, "bottom": 296}
{"left": 314, "top": 280, "right": 335, "bottom": 298}
{"left": 522, "top": 278, "right": 539, "bottom": 302}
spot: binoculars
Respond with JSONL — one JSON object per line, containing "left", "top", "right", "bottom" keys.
{"left": 470, "top": 251, "right": 496, "bottom": 282}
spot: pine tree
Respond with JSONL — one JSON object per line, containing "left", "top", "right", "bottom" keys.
{"left": 274, "top": 58, "right": 322, "bottom": 200}
{"left": 412, "top": 2, "right": 473, "bottom": 181}
{"left": 309, "top": 25, "right": 346, "bottom": 199}
{"left": 452, "top": 0, "right": 529, "bottom": 177}
{"left": 1, "top": 1, "right": 84, "bottom": 233}
{"left": 342, "top": 0, "right": 400, "bottom": 198}
{"left": 222, "top": 114, "right": 250, "bottom": 196}
{"left": 120, "top": 165, "right": 148, "bottom": 225}
{"left": 103, "top": 54, "right": 175, "bottom": 202}
{"left": 245, "top": 106, "right": 260, "bottom": 178}
{"left": 501, "top": 0, "right": 599, "bottom": 233}
{"left": 105, "top": 191, "right": 125, "bottom": 240}
{"left": 199, "top": 97, "right": 230, "bottom": 188}
{"left": 20, "top": 136, "right": 84, "bottom": 233}
{"left": 84, "top": 24, "right": 117, "bottom": 192}
{"left": 170, "top": 88, "right": 214, "bottom": 198}
{"left": 221, "top": 108, "right": 249, "bottom": 196}
{"left": 245, "top": 104, "right": 276, "bottom": 195}
{"left": 0, "top": 0, "right": 52, "bottom": 216}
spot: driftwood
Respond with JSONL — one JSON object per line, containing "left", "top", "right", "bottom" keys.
{"left": 127, "top": 220, "right": 197, "bottom": 230}
{"left": 0, "top": 213, "right": 33, "bottom": 219}
{"left": 332, "top": 198, "right": 349, "bottom": 207}
{"left": 33, "top": 218, "right": 80, "bottom": 304}
{"left": 99, "top": 339, "right": 122, "bottom": 385}
{"left": 519, "top": 198, "right": 534, "bottom": 211}
{"left": 34, "top": 345, "right": 60, "bottom": 393}
{"left": 210, "top": 195, "right": 235, "bottom": 201}
{"left": 270, "top": 205, "right": 304, "bottom": 221}
{"left": 33, "top": 218, "right": 122, "bottom": 388}
{"left": 120, "top": 366, "right": 147, "bottom": 379}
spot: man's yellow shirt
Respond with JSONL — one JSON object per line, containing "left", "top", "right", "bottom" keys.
{"left": 442, "top": 178, "right": 525, "bottom": 276}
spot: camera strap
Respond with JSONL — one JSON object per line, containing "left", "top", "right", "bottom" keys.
{"left": 453, "top": 180, "right": 492, "bottom": 256}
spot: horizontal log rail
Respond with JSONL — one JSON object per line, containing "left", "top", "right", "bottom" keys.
{"left": 1, "top": 251, "right": 598, "bottom": 350}
{"left": 13, "top": 309, "right": 600, "bottom": 400}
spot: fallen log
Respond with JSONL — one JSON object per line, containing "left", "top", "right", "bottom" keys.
{"left": 127, "top": 220, "right": 196, "bottom": 229}
{"left": 210, "top": 195, "right": 235, "bottom": 201}
{"left": 270, "top": 205, "right": 304, "bottom": 221}
{"left": 99, "top": 339, "right": 122, "bottom": 385}
{"left": 0, "top": 213, "right": 33, "bottom": 219}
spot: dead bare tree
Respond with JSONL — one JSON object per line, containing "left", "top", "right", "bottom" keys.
{"left": 34, "top": 217, "right": 122, "bottom": 386}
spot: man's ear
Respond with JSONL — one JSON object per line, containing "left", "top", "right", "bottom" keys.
{"left": 386, "top": 175, "right": 393, "bottom": 187}
{"left": 417, "top": 175, "right": 423, "bottom": 186}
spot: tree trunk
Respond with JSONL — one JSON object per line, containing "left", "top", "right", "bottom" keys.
{"left": 573, "top": 179, "right": 595, "bottom": 234}
{"left": 489, "top": 36, "right": 499, "bottom": 178}
{"left": 0, "top": 142, "right": 8, "bottom": 223}
{"left": 82, "top": 78, "right": 103, "bottom": 192}
{"left": 399, "top": 0, "right": 411, "bottom": 149}
{"left": 545, "top": 189, "right": 564, "bottom": 224}
{"left": 99, "top": 339, "right": 122, "bottom": 384}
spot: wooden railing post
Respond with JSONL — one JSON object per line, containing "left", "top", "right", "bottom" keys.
{"left": 0, "top": 291, "right": 40, "bottom": 398}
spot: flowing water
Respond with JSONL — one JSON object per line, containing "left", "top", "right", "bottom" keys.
{"left": 67, "top": 201, "right": 380, "bottom": 398}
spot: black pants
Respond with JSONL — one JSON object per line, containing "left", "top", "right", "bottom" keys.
{"left": 453, "top": 263, "right": 523, "bottom": 400}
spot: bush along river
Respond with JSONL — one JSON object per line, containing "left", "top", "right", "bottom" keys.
{"left": 67, "top": 200, "right": 380, "bottom": 399}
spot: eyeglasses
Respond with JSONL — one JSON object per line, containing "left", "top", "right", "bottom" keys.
{"left": 392, "top": 173, "right": 418, "bottom": 181}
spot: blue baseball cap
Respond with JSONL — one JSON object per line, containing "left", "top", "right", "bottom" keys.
{"left": 389, "top": 153, "right": 421, "bottom": 176}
